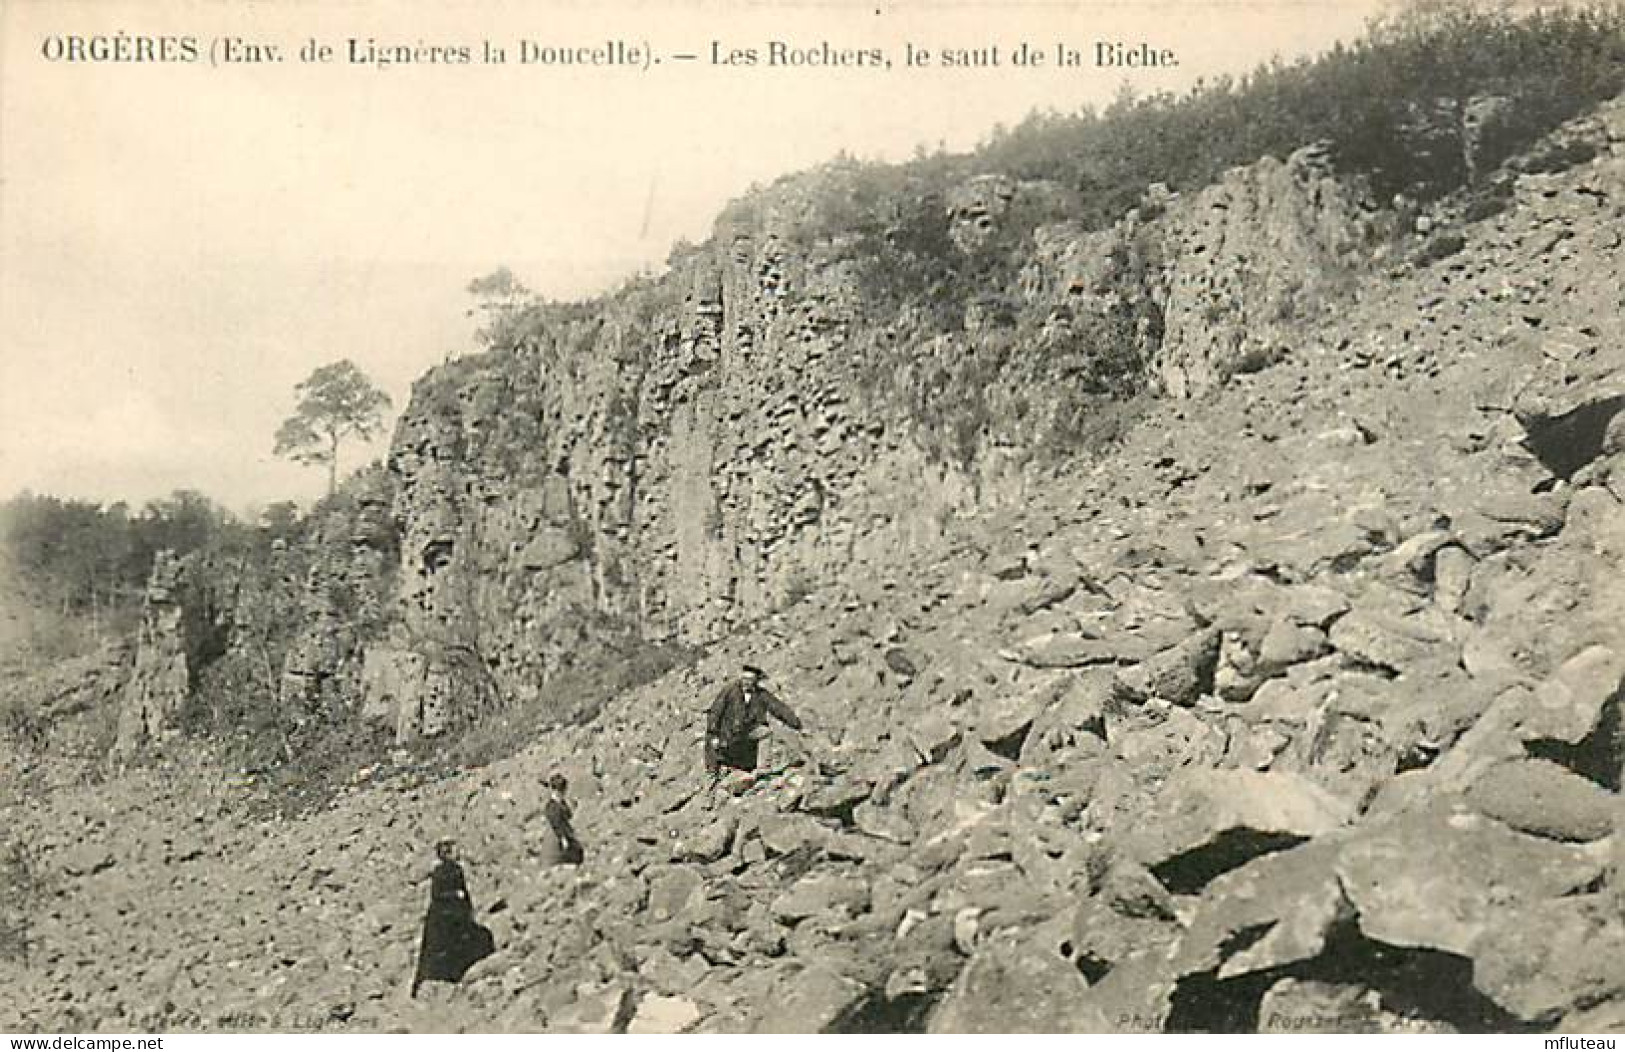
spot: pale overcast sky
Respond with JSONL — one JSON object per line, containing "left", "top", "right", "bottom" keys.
{"left": 1, "top": 0, "right": 1388, "bottom": 512}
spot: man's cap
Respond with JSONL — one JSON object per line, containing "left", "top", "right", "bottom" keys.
{"left": 741, "top": 664, "right": 766, "bottom": 678}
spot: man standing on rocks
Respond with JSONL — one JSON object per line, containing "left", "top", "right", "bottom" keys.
{"left": 705, "top": 663, "right": 804, "bottom": 777}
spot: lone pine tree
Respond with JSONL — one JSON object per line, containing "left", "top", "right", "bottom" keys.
{"left": 274, "top": 360, "right": 392, "bottom": 495}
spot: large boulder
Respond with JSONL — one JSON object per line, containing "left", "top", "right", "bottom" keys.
{"left": 627, "top": 993, "right": 703, "bottom": 1034}
{"left": 671, "top": 813, "right": 737, "bottom": 864}
{"left": 1173, "top": 838, "right": 1348, "bottom": 980}
{"left": 1463, "top": 758, "right": 1619, "bottom": 841}
{"left": 1470, "top": 896, "right": 1625, "bottom": 1024}
{"left": 1117, "top": 628, "right": 1222, "bottom": 706}
{"left": 1256, "top": 619, "right": 1330, "bottom": 676}
{"left": 1106, "top": 703, "right": 1228, "bottom": 787}
{"left": 885, "top": 909, "right": 963, "bottom": 1001}
{"left": 757, "top": 813, "right": 833, "bottom": 857}
{"left": 1516, "top": 644, "right": 1624, "bottom": 746}
{"left": 749, "top": 964, "right": 865, "bottom": 1033}
{"left": 853, "top": 801, "right": 917, "bottom": 843}
{"left": 548, "top": 982, "right": 633, "bottom": 1034}
{"left": 976, "top": 673, "right": 1074, "bottom": 755}
{"left": 644, "top": 865, "right": 704, "bottom": 923}
{"left": 1068, "top": 873, "right": 1180, "bottom": 981}
{"left": 1337, "top": 803, "right": 1606, "bottom": 957}
{"left": 1327, "top": 609, "right": 1445, "bottom": 674}
{"left": 1123, "top": 769, "right": 1354, "bottom": 892}
{"left": 770, "top": 869, "right": 871, "bottom": 923}
{"left": 1005, "top": 631, "right": 1149, "bottom": 669}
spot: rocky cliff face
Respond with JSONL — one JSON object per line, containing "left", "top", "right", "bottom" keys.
{"left": 1023, "top": 141, "right": 1391, "bottom": 399}
{"left": 113, "top": 552, "right": 193, "bottom": 756}
{"left": 99, "top": 113, "right": 1392, "bottom": 752}
{"left": 100, "top": 484, "right": 398, "bottom": 760}
{"left": 367, "top": 210, "right": 1012, "bottom": 734}
{"left": 359, "top": 136, "right": 1388, "bottom": 740}
{"left": 274, "top": 481, "right": 398, "bottom": 718}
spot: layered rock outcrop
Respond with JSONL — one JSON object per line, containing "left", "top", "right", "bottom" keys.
{"left": 360, "top": 132, "right": 1390, "bottom": 739}
{"left": 1024, "top": 141, "right": 1390, "bottom": 399}
{"left": 374, "top": 201, "right": 1036, "bottom": 735}
{"left": 113, "top": 553, "right": 192, "bottom": 756}
{"left": 104, "top": 88, "right": 1397, "bottom": 749}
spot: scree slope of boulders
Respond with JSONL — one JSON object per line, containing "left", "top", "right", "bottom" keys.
{"left": 4, "top": 98, "right": 1625, "bottom": 1034}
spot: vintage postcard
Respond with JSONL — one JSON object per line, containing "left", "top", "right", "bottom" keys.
{"left": 3, "top": 0, "right": 1623, "bottom": 1038}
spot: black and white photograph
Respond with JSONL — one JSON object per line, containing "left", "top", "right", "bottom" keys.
{"left": 2, "top": 0, "right": 1623, "bottom": 1037}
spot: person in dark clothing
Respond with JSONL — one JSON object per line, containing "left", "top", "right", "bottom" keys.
{"left": 411, "top": 839, "right": 495, "bottom": 997}
{"left": 705, "top": 664, "right": 803, "bottom": 775}
{"left": 540, "top": 773, "right": 584, "bottom": 865}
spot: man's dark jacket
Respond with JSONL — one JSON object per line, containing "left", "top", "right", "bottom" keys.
{"left": 706, "top": 681, "right": 802, "bottom": 772}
